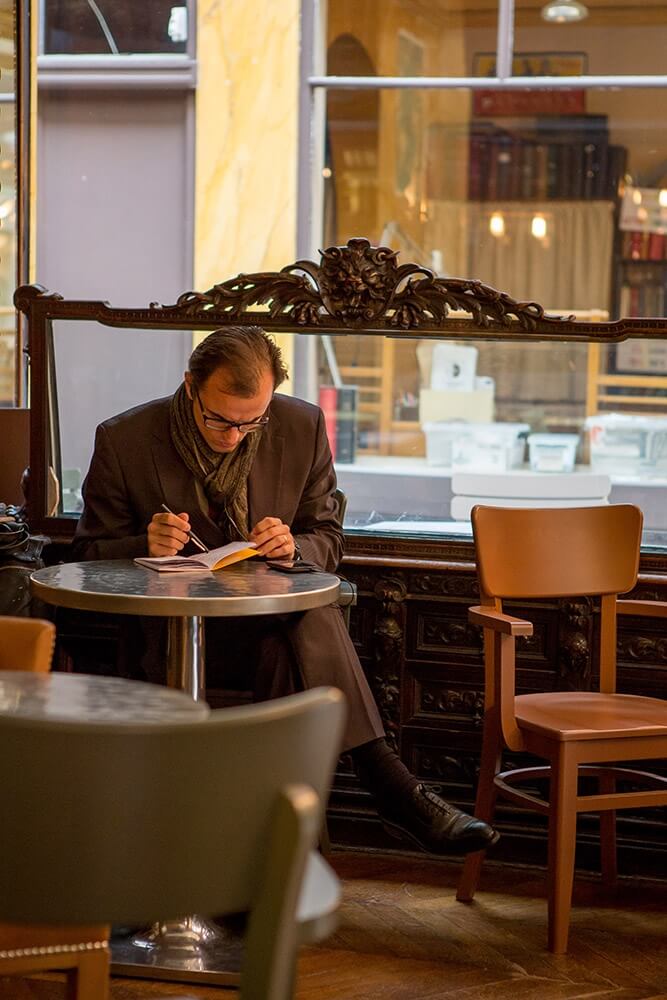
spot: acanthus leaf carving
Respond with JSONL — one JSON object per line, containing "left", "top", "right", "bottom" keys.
{"left": 157, "top": 238, "right": 567, "bottom": 331}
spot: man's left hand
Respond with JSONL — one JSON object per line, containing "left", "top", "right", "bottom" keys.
{"left": 249, "top": 517, "right": 296, "bottom": 559}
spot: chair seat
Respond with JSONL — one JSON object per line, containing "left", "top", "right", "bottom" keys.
{"left": 0, "top": 923, "right": 109, "bottom": 954}
{"left": 515, "top": 691, "right": 667, "bottom": 742}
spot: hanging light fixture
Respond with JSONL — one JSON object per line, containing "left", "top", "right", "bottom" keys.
{"left": 541, "top": 1, "right": 589, "bottom": 23}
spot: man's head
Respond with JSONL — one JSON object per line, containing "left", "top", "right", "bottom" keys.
{"left": 184, "top": 326, "right": 288, "bottom": 454}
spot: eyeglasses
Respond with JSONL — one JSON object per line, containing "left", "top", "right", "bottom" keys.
{"left": 195, "top": 390, "right": 270, "bottom": 434}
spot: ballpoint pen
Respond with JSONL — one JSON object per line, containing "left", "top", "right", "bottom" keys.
{"left": 160, "top": 504, "right": 209, "bottom": 553}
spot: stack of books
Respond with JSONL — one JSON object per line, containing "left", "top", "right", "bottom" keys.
{"left": 468, "top": 115, "right": 626, "bottom": 202}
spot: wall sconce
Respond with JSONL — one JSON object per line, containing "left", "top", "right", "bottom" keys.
{"left": 531, "top": 215, "right": 547, "bottom": 239}
{"left": 489, "top": 212, "right": 506, "bottom": 237}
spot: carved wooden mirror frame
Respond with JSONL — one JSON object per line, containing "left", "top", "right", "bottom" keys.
{"left": 15, "top": 237, "right": 667, "bottom": 552}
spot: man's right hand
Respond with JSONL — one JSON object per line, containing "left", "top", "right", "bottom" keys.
{"left": 147, "top": 511, "right": 191, "bottom": 556}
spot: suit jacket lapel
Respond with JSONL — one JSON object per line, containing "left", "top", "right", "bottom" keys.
{"left": 248, "top": 404, "right": 284, "bottom": 528}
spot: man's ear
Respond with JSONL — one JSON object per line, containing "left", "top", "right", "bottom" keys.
{"left": 184, "top": 372, "right": 193, "bottom": 399}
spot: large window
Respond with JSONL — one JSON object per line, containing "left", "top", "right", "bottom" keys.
{"left": 299, "top": 0, "right": 667, "bottom": 544}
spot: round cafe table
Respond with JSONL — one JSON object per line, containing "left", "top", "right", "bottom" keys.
{"left": 30, "top": 558, "right": 341, "bottom": 701}
{"left": 0, "top": 669, "right": 209, "bottom": 723}
{"left": 30, "top": 557, "right": 341, "bottom": 986}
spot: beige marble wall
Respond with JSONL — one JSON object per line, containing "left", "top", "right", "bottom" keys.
{"left": 195, "top": 0, "right": 300, "bottom": 285}
{"left": 194, "top": 0, "right": 300, "bottom": 379}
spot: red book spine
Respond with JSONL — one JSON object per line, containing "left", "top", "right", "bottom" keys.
{"left": 318, "top": 385, "right": 338, "bottom": 462}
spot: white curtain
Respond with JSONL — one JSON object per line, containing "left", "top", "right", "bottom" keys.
{"left": 426, "top": 200, "right": 614, "bottom": 311}
{"left": 419, "top": 200, "right": 616, "bottom": 419}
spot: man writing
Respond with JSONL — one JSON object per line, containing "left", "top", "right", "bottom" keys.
{"left": 73, "top": 326, "right": 498, "bottom": 855}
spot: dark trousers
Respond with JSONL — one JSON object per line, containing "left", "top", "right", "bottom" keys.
{"left": 138, "top": 605, "right": 384, "bottom": 752}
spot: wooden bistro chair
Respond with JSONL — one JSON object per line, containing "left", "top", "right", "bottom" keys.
{"left": 0, "top": 615, "right": 55, "bottom": 672}
{"left": 0, "top": 686, "right": 346, "bottom": 1000}
{"left": 0, "top": 615, "right": 109, "bottom": 998}
{"left": 457, "top": 504, "right": 667, "bottom": 953}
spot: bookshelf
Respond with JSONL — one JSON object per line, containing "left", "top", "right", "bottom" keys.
{"left": 587, "top": 188, "right": 667, "bottom": 417}
{"left": 468, "top": 114, "right": 626, "bottom": 203}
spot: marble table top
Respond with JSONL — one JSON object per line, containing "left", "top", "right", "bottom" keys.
{"left": 31, "top": 559, "right": 341, "bottom": 617}
{"left": 0, "top": 671, "right": 209, "bottom": 723}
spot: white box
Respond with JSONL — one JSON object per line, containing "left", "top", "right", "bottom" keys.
{"left": 419, "top": 387, "right": 494, "bottom": 424}
{"left": 422, "top": 421, "right": 529, "bottom": 470}
{"left": 422, "top": 421, "right": 473, "bottom": 466}
{"left": 452, "top": 470, "right": 611, "bottom": 500}
{"left": 585, "top": 413, "right": 667, "bottom": 475}
{"left": 430, "top": 343, "right": 477, "bottom": 391}
{"left": 451, "top": 423, "right": 529, "bottom": 473}
{"left": 527, "top": 433, "right": 579, "bottom": 473}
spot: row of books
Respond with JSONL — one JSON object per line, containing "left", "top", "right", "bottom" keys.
{"left": 620, "top": 230, "right": 667, "bottom": 262}
{"left": 619, "top": 276, "right": 667, "bottom": 318}
{"left": 318, "top": 385, "right": 358, "bottom": 464}
{"left": 469, "top": 115, "right": 626, "bottom": 202}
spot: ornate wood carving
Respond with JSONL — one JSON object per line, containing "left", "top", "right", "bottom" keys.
{"left": 15, "top": 238, "right": 667, "bottom": 341}
{"left": 410, "top": 572, "right": 479, "bottom": 598}
{"left": 557, "top": 598, "right": 595, "bottom": 691}
{"left": 170, "top": 238, "right": 568, "bottom": 331}
{"left": 420, "top": 685, "right": 485, "bottom": 724}
{"left": 419, "top": 615, "right": 482, "bottom": 653}
{"left": 370, "top": 576, "right": 407, "bottom": 750}
{"left": 618, "top": 635, "right": 667, "bottom": 664}
{"left": 414, "top": 748, "right": 480, "bottom": 785}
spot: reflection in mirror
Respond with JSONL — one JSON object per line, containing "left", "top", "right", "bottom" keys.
{"left": 316, "top": 332, "right": 667, "bottom": 549}
{"left": 47, "top": 313, "right": 667, "bottom": 549}
{"left": 49, "top": 321, "right": 193, "bottom": 514}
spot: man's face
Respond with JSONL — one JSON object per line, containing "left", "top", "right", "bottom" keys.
{"left": 185, "top": 366, "right": 274, "bottom": 454}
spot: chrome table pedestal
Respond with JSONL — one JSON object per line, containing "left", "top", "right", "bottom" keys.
{"left": 112, "top": 614, "right": 245, "bottom": 985}
{"left": 111, "top": 917, "right": 244, "bottom": 987}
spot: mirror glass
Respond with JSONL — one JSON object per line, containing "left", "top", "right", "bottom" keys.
{"left": 45, "top": 320, "right": 667, "bottom": 550}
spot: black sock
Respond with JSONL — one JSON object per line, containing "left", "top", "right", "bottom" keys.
{"left": 350, "top": 737, "right": 419, "bottom": 809}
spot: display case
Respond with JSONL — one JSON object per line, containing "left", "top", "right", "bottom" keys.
{"left": 15, "top": 238, "right": 667, "bottom": 873}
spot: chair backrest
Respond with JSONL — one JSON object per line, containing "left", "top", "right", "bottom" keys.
{"left": 472, "top": 504, "right": 642, "bottom": 600}
{"left": 0, "top": 686, "right": 345, "bottom": 926}
{"left": 333, "top": 487, "right": 347, "bottom": 526}
{"left": 0, "top": 616, "right": 55, "bottom": 672}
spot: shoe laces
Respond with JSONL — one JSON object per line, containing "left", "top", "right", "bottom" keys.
{"left": 418, "top": 783, "right": 459, "bottom": 818}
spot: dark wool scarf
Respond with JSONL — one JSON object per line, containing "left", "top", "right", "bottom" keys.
{"left": 169, "top": 382, "right": 262, "bottom": 540}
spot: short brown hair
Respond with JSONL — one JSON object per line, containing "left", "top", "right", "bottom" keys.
{"left": 187, "top": 326, "right": 289, "bottom": 396}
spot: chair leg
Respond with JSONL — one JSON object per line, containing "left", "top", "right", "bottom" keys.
{"left": 65, "top": 948, "right": 110, "bottom": 1000}
{"left": 598, "top": 769, "right": 617, "bottom": 888}
{"left": 547, "top": 748, "right": 578, "bottom": 954}
{"left": 319, "top": 817, "right": 332, "bottom": 855}
{"left": 456, "top": 718, "right": 502, "bottom": 903}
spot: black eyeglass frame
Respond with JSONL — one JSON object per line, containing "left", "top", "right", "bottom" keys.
{"left": 194, "top": 389, "right": 270, "bottom": 434}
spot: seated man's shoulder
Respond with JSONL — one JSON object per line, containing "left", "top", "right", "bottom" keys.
{"left": 101, "top": 395, "right": 171, "bottom": 435}
{"left": 271, "top": 392, "right": 320, "bottom": 426}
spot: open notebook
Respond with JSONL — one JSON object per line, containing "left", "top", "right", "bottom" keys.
{"left": 134, "top": 541, "right": 258, "bottom": 573}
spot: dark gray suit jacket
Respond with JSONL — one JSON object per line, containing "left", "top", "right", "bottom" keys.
{"left": 72, "top": 392, "right": 343, "bottom": 571}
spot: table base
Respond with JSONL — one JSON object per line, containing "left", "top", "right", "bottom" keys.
{"left": 110, "top": 916, "right": 242, "bottom": 987}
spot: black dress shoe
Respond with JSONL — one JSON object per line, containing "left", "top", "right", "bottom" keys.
{"left": 378, "top": 784, "right": 499, "bottom": 855}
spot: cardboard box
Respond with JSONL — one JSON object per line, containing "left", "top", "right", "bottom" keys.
{"left": 419, "top": 388, "right": 494, "bottom": 424}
